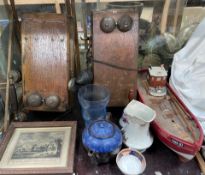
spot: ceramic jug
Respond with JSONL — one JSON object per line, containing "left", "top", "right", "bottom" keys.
{"left": 121, "top": 100, "right": 156, "bottom": 152}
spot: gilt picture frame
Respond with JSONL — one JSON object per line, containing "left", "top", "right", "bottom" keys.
{"left": 0, "top": 121, "right": 77, "bottom": 175}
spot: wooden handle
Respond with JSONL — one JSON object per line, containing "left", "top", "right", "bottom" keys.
{"left": 55, "top": 0, "right": 61, "bottom": 14}
{"left": 196, "top": 152, "right": 205, "bottom": 174}
{"left": 173, "top": 0, "right": 181, "bottom": 35}
{"left": 3, "top": 15, "right": 13, "bottom": 132}
{"left": 160, "top": 0, "right": 171, "bottom": 33}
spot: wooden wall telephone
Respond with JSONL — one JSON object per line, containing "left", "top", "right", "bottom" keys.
{"left": 14, "top": 0, "right": 80, "bottom": 112}
{"left": 92, "top": 9, "right": 139, "bottom": 106}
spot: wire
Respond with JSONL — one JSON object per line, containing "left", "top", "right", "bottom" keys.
{"left": 93, "top": 59, "right": 138, "bottom": 72}
{"left": 85, "top": 36, "right": 138, "bottom": 72}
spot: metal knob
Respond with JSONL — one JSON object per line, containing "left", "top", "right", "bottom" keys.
{"left": 100, "top": 16, "right": 116, "bottom": 33}
{"left": 9, "top": 70, "right": 21, "bottom": 83}
{"left": 117, "top": 15, "right": 133, "bottom": 32}
{"left": 27, "top": 93, "right": 42, "bottom": 107}
{"left": 45, "top": 95, "right": 60, "bottom": 108}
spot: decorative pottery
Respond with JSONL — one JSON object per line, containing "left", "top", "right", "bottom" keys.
{"left": 82, "top": 120, "right": 122, "bottom": 163}
{"left": 116, "top": 148, "right": 146, "bottom": 175}
{"left": 120, "top": 100, "right": 156, "bottom": 151}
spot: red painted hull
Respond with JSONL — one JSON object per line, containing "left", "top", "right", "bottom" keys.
{"left": 137, "top": 71, "right": 203, "bottom": 159}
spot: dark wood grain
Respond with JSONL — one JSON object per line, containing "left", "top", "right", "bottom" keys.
{"left": 21, "top": 13, "right": 70, "bottom": 112}
{"left": 3, "top": 15, "right": 13, "bottom": 132}
{"left": 10, "top": 0, "right": 21, "bottom": 46}
{"left": 93, "top": 9, "right": 138, "bottom": 107}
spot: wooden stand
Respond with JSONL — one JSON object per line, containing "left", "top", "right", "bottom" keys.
{"left": 196, "top": 152, "right": 205, "bottom": 174}
{"left": 160, "top": 0, "right": 185, "bottom": 35}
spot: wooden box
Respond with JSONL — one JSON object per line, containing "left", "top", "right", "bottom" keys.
{"left": 21, "top": 13, "right": 71, "bottom": 111}
{"left": 92, "top": 9, "right": 138, "bottom": 107}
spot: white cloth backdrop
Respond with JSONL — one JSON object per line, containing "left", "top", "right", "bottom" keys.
{"left": 170, "top": 17, "right": 205, "bottom": 123}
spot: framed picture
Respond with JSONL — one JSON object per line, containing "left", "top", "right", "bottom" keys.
{"left": 0, "top": 121, "right": 77, "bottom": 175}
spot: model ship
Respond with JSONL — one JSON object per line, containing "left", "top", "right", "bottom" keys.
{"left": 137, "top": 70, "right": 203, "bottom": 161}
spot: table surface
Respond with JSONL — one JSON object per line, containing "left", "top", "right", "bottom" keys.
{"left": 29, "top": 101, "right": 202, "bottom": 175}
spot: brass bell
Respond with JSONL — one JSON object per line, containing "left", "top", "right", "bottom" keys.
{"left": 100, "top": 16, "right": 116, "bottom": 33}
{"left": 117, "top": 15, "right": 133, "bottom": 32}
{"left": 27, "top": 93, "right": 42, "bottom": 107}
{"left": 45, "top": 95, "right": 60, "bottom": 108}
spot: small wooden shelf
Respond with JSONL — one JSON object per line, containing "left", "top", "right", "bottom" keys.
{"left": 0, "top": 0, "right": 161, "bottom": 5}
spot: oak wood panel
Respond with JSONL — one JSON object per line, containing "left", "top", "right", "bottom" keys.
{"left": 93, "top": 9, "right": 138, "bottom": 107}
{"left": 21, "top": 13, "right": 69, "bottom": 111}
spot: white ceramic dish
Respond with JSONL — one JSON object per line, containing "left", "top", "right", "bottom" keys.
{"left": 116, "top": 148, "right": 146, "bottom": 175}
